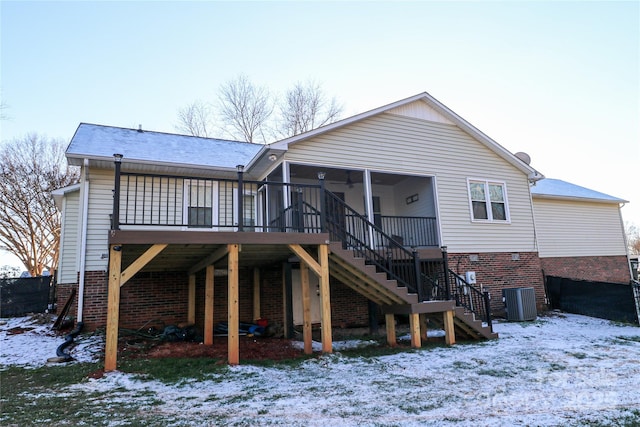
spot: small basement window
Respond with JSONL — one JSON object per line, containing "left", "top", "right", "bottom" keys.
{"left": 467, "top": 179, "right": 510, "bottom": 222}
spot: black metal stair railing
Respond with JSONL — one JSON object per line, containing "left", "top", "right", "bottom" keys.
{"left": 444, "top": 269, "right": 493, "bottom": 331}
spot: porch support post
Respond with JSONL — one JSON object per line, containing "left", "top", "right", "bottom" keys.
{"left": 188, "top": 274, "right": 196, "bottom": 325}
{"left": 444, "top": 310, "right": 456, "bottom": 345}
{"left": 252, "top": 268, "right": 261, "bottom": 322}
{"left": 105, "top": 244, "right": 122, "bottom": 371}
{"left": 228, "top": 244, "right": 240, "bottom": 365}
{"left": 319, "top": 244, "right": 332, "bottom": 353}
{"left": 204, "top": 265, "right": 215, "bottom": 346}
{"left": 236, "top": 165, "right": 244, "bottom": 232}
{"left": 282, "top": 161, "right": 291, "bottom": 224}
{"left": 363, "top": 169, "right": 375, "bottom": 246}
{"left": 385, "top": 313, "right": 397, "bottom": 347}
{"left": 300, "top": 261, "right": 313, "bottom": 355}
{"left": 420, "top": 314, "right": 428, "bottom": 342}
{"left": 409, "top": 313, "right": 421, "bottom": 348}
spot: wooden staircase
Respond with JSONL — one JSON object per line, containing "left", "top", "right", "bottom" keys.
{"left": 328, "top": 242, "right": 497, "bottom": 341}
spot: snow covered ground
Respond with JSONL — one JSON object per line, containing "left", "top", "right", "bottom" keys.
{"left": 2, "top": 312, "right": 640, "bottom": 426}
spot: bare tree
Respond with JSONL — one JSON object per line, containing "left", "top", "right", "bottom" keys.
{"left": 175, "top": 99, "right": 214, "bottom": 137}
{"left": 277, "top": 80, "right": 343, "bottom": 138}
{"left": 626, "top": 221, "right": 640, "bottom": 256}
{"left": 0, "top": 134, "right": 79, "bottom": 276}
{"left": 217, "top": 74, "right": 273, "bottom": 143}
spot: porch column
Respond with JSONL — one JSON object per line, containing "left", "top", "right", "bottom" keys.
{"left": 385, "top": 313, "right": 397, "bottom": 347}
{"left": 409, "top": 313, "right": 421, "bottom": 348}
{"left": 105, "top": 244, "right": 122, "bottom": 372}
{"left": 188, "top": 274, "right": 196, "bottom": 325}
{"left": 228, "top": 244, "right": 240, "bottom": 365}
{"left": 300, "top": 261, "right": 313, "bottom": 355}
{"left": 282, "top": 161, "right": 291, "bottom": 219}
{"left": 444, "top": 310, "right": 456, "bottom": 345}
{"left": 252, "top": 268, "right": 261, "bottom": 322}
{"left": 363, "top": 169, "right": 375, "bottom": 245}
{"left": 204, "top": 265, "right": 215, "bottom": 346}
{"left": 319, "top": 244, "right": 332, "bottom": 353}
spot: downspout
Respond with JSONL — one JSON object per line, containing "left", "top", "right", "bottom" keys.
{"left": 77, "top": 159, "right": 90, "bottom": 322}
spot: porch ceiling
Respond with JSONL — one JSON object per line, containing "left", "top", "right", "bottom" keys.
{"left": 286, "top": 164, "right": 410, "bottom": 186}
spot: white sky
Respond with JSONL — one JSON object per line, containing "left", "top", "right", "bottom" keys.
{"left": 1, "top": 1, "right": 638, "bottom": 268}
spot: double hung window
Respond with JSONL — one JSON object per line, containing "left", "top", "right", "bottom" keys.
{"left": 468, "top": 179, "right": 509, "bottom": 222}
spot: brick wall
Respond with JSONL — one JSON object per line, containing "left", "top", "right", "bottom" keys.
{"left": 540, "top": 255, "right": 630, "bottom": 284}
{"left": 447, "top": 251, "right": 547, "bottom": 316}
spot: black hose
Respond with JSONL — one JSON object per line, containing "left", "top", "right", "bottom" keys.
{"left": 54, "top": 321, "right": 84, "bottom": 362}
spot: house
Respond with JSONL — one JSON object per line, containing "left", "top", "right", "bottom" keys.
{"left": 54, "top": 92, "right": 631, "bottom": 370}
{"left": 531, "top": 178, "right": 631, "bottom": 283}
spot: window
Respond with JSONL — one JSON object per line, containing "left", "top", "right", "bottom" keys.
{"left": 185, "top": 179, "right": 216, "bottom": 228}
{"left": 468, "top": 179, "right": 509, "bottom": 222}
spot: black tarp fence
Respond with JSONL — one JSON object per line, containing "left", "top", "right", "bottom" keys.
{"left": 546, "top": 275, "right": 639, "bottom": 325}
{"left": 0, "top": 276, "right": 54, "bottom": 317}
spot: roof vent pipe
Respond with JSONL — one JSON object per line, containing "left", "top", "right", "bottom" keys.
{"left": 137, "top": 124, "right": 143, "bottom": 133}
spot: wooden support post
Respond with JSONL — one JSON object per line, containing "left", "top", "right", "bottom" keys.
{"left": 204, "top": 265, "right": 215, "bottom": 346}
{"left": 420, "top": 314, "right": 428, "bottom": 342}
{"left": 444, "top": 310, "right": 456, "bottom": 345}
{"left": 300, "top": 261, "right": 313, "bottom": 355}
{"left": 318, "top": 244, "right": 332, "bottom": 353}
{"left": 409, "top": 313, "right": 421, "bottom": 348}
{"left": 253, "top": 268, "right": 261, "bottom": 322}
{"left": 385, "top": 313, "right": 397, "bottom": 347}
{"left": 228, "top": 244, "right": 240, "bottom": 365}
{"left": 104, "top": 244, "right": 122, "bottom": 372}
{"left": 188, "top": 274, "right": 196, "bottom": 325}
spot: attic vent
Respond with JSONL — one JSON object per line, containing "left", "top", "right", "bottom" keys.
{"left": 137, "top": 124, "right": 143, "bottom": 133}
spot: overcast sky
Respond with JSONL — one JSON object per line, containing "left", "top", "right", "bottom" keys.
{"left": 1, "top": 1, "right": 638, "bottom": 268}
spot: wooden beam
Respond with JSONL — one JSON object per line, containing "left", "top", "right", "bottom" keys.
{"left": 188, "top": 274, "right": 196, "bottom": 325}
{"left": 288, "top": 244, "right": 321, "bottom": 276}
{"left": 252, "top": 268, "right": 261, "bottom": 322}
{"left": 300, "top": 261, "right": 313, "bottom": 355}
{"left": 420, "top": 314, "right": 428, "bottom": 342}
{"left": 385, "top": 313, "right": 397, "bottom": 347}
{"left": 444, "top": 310, "right": 456, "bottom": 345}
{"left": 188, "top": 245, "right": 229, "bottom": 276}
{"left": 204, "top": 265, "right": 215, "bottom": 346}
{"left": 318, "top": 244, "right": 332, "bottom": 353}
{"left": 120, "top": 244, "right": 167, "bottom": 286}
{"left": 110, "top": 229, "right": 330, "bottom": 245}
{"left": 409, "top": 313, "right": 421, "bottom": 348}
{"left": 228, "top": 244, "right": 240, "bottom": 365}
{"left": 104, "top": 244, "right": 122, "bottom": 371}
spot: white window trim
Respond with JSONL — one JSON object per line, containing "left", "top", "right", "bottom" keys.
{"left": 183, "top": 179, "right": 219, "bottom": 230}
{"left": 466, "top": 178, "right": 511, "bottom": 224}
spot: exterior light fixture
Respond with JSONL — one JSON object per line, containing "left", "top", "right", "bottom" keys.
{"left": 317, "top": 171, "right": 326, "bottom": 180}
{"left": 113, "top": 153, "right": 123, "bottom": 163}
{"left": 236, "top": 165, "right": 245, "bottom": 173}
{"left": 268, "top": 153, "right": 277, "bottom": 162}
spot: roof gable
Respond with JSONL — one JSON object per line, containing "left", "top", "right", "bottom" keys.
{"left": 270, "top": 92, "right": 539, "bottom": 179}
{"left": 531, "top": 178, "right": 627, "bottom": 204}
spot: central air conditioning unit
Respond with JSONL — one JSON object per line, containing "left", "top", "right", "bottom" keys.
{"left": 502, "top": 287, "right": 537, "bottom": 321}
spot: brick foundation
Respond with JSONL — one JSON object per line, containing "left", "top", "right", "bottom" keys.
{"left": 447, "top": 251, "right": 547, "bottom": 316}
{"left": 540, "top": 255, "right": 631, "bottom": 284}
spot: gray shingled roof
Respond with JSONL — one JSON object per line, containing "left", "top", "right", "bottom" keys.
{"left": 66, "top": 123, "right": 263, "bottom": 169}
{"left": 531, "top": 178, "right": 627, "bottom": 203}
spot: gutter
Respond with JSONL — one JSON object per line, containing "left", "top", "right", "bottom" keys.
{"left": 77, "top": 159, "right": 90, "bottom": 322}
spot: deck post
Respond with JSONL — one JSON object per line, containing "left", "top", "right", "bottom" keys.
{"left": 420, "top": 313, "right": 428, "bottom": 341}
{"left": 441, "top": 246, "right": 451, "bottom": 300}
{"left": 318, "top": 244, "right": 332, "bottom": 353}
{"left": 112, "top": 154, "right": 123, "bottom": 230}
{"left": 228, "top": 244, "right": 240, "bottom": 364}
{"left": 104, "top": 244, "right": 122, "bottom": 371}
{"left": 204, "top": 265, "right": 215, "bottom": 345}
{"left": 413, "top": 248, "right": 423, "bottom": 301}
{"left": 409, "top": 313, "right": 421, "bottom": 348}
{"left": 236, "top": 165, "right": 244, "bottom": 232}
{"left": 188, "top": 274, "right": 196, "bottom": 325}
{"left": 318, "top": 172, "right": 327, "bottom": 233}
{"left": 253, "top": 268, "right": 261, "bottom": 322}
{"left": 444, "top": 310, "right": 456, "bottom": 345}
{"left": 300, "top": 261, "right": 313, "bottom": 354}
{"left": 385, "top": 313, "right": 397, "bottom": 346}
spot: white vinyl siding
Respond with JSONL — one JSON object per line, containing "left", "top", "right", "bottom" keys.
{"left": 533, "top": 197, "right": 627, "bottom": 257}
{"left": 284, "top": 113, "right": 536, "bottom": 253}
{"left": 85, "top": 168, "right": 118, "bottom": 271}
{"left": 58, "top": 190, "right": 80, "bottom": 284}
